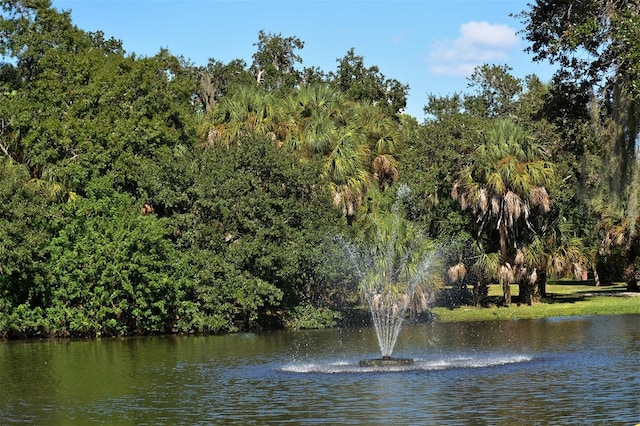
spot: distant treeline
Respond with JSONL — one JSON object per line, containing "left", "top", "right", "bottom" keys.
{"left": 0, "top": 0, "right": 637, "bottom": 338}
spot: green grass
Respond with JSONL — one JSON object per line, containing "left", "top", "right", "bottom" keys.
{"left": 432, "top": 283, "right": 640, "bottom": 323}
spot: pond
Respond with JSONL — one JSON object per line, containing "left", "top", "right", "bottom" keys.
{"left": 1, "top": 314, "right": 639, "bottom": 425}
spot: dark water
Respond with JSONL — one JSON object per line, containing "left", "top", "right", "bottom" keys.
{"left": 1, "top": 314, "right": 639, "bottom": 425}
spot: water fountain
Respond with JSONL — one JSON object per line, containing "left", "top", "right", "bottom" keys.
{"left": 344, "top": 187, "right": 437, "bottom": 367}
{"left": 358, "top": 289, "right": 416, "bottom": 367}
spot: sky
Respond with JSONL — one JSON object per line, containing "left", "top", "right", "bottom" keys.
{"left": 51, "top": 0, "right": 557, "bottom": 119}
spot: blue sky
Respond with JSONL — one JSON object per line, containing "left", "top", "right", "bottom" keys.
{"left": 51, "top": 0, "right": 556, "bottom": 119}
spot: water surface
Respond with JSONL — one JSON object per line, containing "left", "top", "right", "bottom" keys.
{"left": 1, "top": 314, "right": 639, "bottom": 424}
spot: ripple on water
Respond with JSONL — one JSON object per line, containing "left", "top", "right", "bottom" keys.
{"left": 279, "top": 353, "right": 534, "bottom": 374}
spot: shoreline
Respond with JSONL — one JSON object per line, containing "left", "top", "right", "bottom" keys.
{"left": 432, "top": 284, "right": 640, "bottom": 323}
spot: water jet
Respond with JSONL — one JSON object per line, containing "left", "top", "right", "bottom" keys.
{"left": 342, "top": 186, "right": 437, "bottom": 366}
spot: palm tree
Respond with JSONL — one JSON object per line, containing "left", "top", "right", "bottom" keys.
{"left": 452, "top": 119, "right": 558, "bottom": 305}
{"left": 279, "top": 90, "right": 403, "bottom": 224}
{"left": 358, "top": 190, "right": 438, "bottom": 357}
{"left": 325, "top": 125, "right": 370, "bottom": 224}
{"left": 471, "top": 251, "right": 500, "bottom": 306}
{"left": 203, "top": 82, "right": 404, "bottom": 225}
{"left": 328, "top": 102, "right": 403, "bottom": 223}
{"left": 350, "top": 102, "right": 402, "bottom": 189}
{"left": 206, "top": 85, "right": 277, "bottom": 147}
{"left": 278, "top": 84, "right": 344, "bottom": 155}
{"left": 513, "top": 215, "right": 592, "bottom": 304}
{"left": 596, "top": 205, "right": 640, "bottom": 291}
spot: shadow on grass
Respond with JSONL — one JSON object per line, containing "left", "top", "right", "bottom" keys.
{"left": 541, "top": 294, "right": 588, "bottom": 304}
{"left": 542, "top": 284, "right": 630, "bottom": 304}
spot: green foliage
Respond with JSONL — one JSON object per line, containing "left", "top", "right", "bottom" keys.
{"left": 1, "top": 1, "right": 197, "bottom": 197}
{"left": 204, "top": 82, "right": 404, "bottom": 223}
{"left": 519, "top": 0, "right": 640, "bottom": 100}
{"left": 45, "top": 181, "right": 187, "bottom": 337}
{"left": 330, "top": 48, "right": 408, "bottom": 116}
{"left": 186, "top": 253, "right": 284, "bottom": 332}
{"left": 177, "top": 135, "right": 345, "bottom": 330}
{"left": 400, "top": 94, "right": 484, "bottom": 239}
{"left": 0, "top": 159, "right": 53, "bottom": 337}
{"left": 285, "top": 303, "right": 341, "bottom": 330}
{"left": 464, "top": 64, "right": 523, "bottom": 117}
{"left": 251, "top": 30, "right": 304, "bottom": 91}
{"left": 2, "top": 0, "right": 638, "bottom": 339}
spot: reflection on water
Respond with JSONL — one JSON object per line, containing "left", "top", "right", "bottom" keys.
{"left": 1, "top": 314, "right": 639, "bottom": 425}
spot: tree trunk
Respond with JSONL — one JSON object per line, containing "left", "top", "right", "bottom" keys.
{"left": 519, "top": 278, "right": 541, "bottom": 305}
{"left": 200, "top": 73, "right": 217, "bottom": 113}
{"left": 498, "top": 223, "right": 511, "bottom": 306}
{"left": 451, "top": 281, "right": 469, "bottom": 306}
{"left": 624, "top": 264, "right": 638, "bottom": 291}
{"left": 625, "top": 241, "right": 638, "bottom": 291}
{"left": 537, "top": 270, "right": 547, "bottom": 298}
{"left": 503, "top": 281, "right": 511, "bottom": 306}
{"left": 346, "top": 213, "right": 355, "bottom": 226}
{"left": 519, "top": 279, "right": 531, "bottom": 305}
{"left": 472, "top": 279, "right": 489, "bottom": 307}
{"left": 592, "top": 265, "right": 601, "bottom": 287}
{"left": 498, "top": 222, "right": 508, "bottom": 265}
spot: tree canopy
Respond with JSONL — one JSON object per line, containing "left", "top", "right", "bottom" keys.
{"left": 1, "top": 0, "right": 638, "bottom": 338}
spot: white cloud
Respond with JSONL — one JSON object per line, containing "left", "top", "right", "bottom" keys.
{"left": 428, "top": 21, "right": 519, "bottom": 77}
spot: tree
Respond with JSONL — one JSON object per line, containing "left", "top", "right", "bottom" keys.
{"left": 519, "top": 0, "right": 640, "bottom": 100}
{"left": 197, "top": 58, "right": 254, "bottom": 113}
{"left": 325, "top": 101, "right": 403, "bottom": 224}
{"left": 594, "top": 198, "right": 640, "bottom": 291}
{"left": 0, "top": 0, "right": 105, "bottom": 80}
{"left": 250, "top": 30, "right": 304, "bottom": 91}
{"left": 277, "top": 83, "right": 344, "bottom": 154}
{"left": 519, "top": 0, "right": 640, "bottom": 291}
{"left": 463, "top": 64, "right": 523, "bottom": 118}
{"left": 452, "top": 119, "right": 558, "bottom": 305}
{"left": 331, "top": 48, "right": 409, "bottom": 116}
{"left": 205, "top": 81, "right": 403, "bottom": 224}
{"left": 45, "top": 180, "right": 188, "bottom": 337}
{"left": 403, "top": 92, "right": 486, "bottom": 239}
{"left": 0, "top": 158, "right": 53, "bottom": 337}
{"left": 0, "top": 0, "right": 198, "bottom": 200}
{"left": 278, "top": 84, "right": 404, "bottom": 220}
{"left": 181, "top": 135, "right": 344, "bottom": 331}
{"left": 208, "top": 84, "right": 277, "bottom": 147}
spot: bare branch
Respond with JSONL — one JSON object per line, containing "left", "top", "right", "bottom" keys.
{"left": 0, "top": 119, "right": 15, "bottom": 162}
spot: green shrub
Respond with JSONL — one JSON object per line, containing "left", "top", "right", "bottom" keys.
{"left": 285, "top": 303, "right": 341, "bottom": 330}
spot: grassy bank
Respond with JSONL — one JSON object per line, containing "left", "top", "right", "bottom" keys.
{"left": 432, "top": 283, "right": 640, "bottom": 323}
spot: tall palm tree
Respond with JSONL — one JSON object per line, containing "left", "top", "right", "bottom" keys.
{"left": 325, "top": 125, "right": 370, "bottom": 224}
{"left": 324, "top": 101, "right": 404, "bottom": 224}
{"left": 350, "top": 102, "right": 402, "bottom": 189}
{"left": 279, "top": 89, "right": 403, "bottom": 224}
{"left": 278, "top": 84, "right": 344, "bottom": 155}
{"left": 452, "top": 119, "right": 558, "bottom": 305}
{"left": 207, "top": 85, "right": 277, "bottom": 147}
